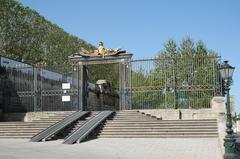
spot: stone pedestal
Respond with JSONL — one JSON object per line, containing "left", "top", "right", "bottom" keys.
{"left": 211, "top": 96, "right": 226, "bottom": 113}
{"left": 211, "top": 96, "right": 226, "bottom": 156}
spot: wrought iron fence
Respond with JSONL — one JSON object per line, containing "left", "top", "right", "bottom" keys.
{"left": 0, "top": 56, "right": 80, "bottom": 112}
{"left": 0, "top": 55, "right": 222, "bottom": 112}
{"left": 0, "top": 56, "right": 34, "bottom": 112}
{"left": 128, "top": 56, "right": 222, "bottom": 109}
{"left": 0, "top": 56, "right": 119, "bottom": 112}
{"left": 35, "top": 64, "right": 79, "bottom": 111}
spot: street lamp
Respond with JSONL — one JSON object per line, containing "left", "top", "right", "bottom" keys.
{"left": 219, "top": 61, "right": 237, "bottom": 159}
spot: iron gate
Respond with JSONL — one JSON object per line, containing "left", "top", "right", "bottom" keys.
{"left": 126, "top": 56, "right": 222, "bottom": 109}
{"left": 0, "top": 55, "right": 222, "bottom": 112}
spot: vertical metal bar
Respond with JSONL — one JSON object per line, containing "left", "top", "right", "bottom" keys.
{"left": 33, "top": 66, "right": 38, "bottom": 112}
{"left": 129, "top": 60, "right": 132, "bottom": 110}
{"left": 78, "top": 63, "right": 83, "bottom": 111}
{"left": 119, "top": 62, "right": 122, "bottom": 110}
{"left": 164, "top": 59, "right": 167, "bottom": 108}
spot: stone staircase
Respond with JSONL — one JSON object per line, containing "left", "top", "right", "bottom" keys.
{"left": 98, "top": 110, "right": 219, "bottom": 138}
{"left": 0, "top": 111, "right": 74, "bottom": 139}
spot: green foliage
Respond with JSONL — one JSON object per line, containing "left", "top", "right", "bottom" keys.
{"left": 131, "top": 37, "right": 220, "bottom": 109}
{"left": 88, "top": 64, "right": 119, "bottom": 89}
{"left": 0, "top": 0, "right": 122, "bottom": 89}
{"left": 0, "top": 0, "right": 95, "bottom": 65}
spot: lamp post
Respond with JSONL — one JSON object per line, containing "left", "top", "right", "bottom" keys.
{"left": 219, "top": 61, "right": 237, "bottom": 159}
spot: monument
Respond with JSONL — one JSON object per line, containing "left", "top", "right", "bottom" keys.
{"left": 68, "top": 42, "right": 132, "bottom": 111}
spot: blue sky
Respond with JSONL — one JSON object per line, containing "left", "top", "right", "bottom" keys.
{"left": 18, "top": 0, "right": 240, "bottom": 113}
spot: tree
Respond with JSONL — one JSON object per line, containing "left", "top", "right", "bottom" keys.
{"left": 131, "top": 37, "right": 220, "bottom": 109}
{"left": 0, "top": 0, "right": 95, "bottom": 65}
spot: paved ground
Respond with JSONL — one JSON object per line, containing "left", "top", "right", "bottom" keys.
{"left": 0, "top": 138, "right": 222, "bottom": 159}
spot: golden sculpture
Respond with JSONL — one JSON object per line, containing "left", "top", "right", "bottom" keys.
{"left": 78, "top": 41, "right": 126, "bottom": 58}
{"left": 97, "top": 41, "right": 105, "bottom": 57}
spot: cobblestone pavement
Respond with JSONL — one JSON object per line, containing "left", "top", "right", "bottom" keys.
{"left": 0, "top": 138, "right": 222, "bottom": 159}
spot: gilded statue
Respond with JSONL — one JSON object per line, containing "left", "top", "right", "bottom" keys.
{"left": 78, "top": 41, "right": 126, "bottom": 58}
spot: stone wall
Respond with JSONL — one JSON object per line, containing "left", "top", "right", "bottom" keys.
{"left": 1, "top": 111, "right": 72, "bottom": 122}
{"left": 138, "top": 97, "right": 227, "bottom": 120}
{"left": 24, "top": 112, "right": 69, "bottom": 122}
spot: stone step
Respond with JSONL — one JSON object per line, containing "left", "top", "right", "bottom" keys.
{"left": 31, "top": 120, "right": 59, "bottom": 122}
{"left": 33, "top": 119, "right": 64, "bottom": 122}
{"left": 109, "top": 120, "right": 158, "bottom": 122}
{"left": 100, "top": 129, "right": 218, "bottom": 132}
{"left": 0, "top": 123, "right": 51, "bottom": 126}
{"left": 109, "top": 123, "right": 215, "bottom": 126}
{"left": 116, "top": 111, "right": 139, "bottom": 112}
{"left": 106, "top": 119, "right": 217, "bottom": 122}
{"left": 49, "top": 113, "right": 73, "bottom": 116}
{"left": 39, "top": 116, "right": 67, "bottom": 119}
{"left": 47, "top": 115, "right": 72, "bottom": 118}
{"left": 0, "top": 136, "right": 32, "bottom": 139}
{"left": 0, "top": 125, "right": 51, "bottom": 128}
{"left": 53, "top": 112, "right": 75, "bottom": 115}
{"left": 108, "top": 118, "right": 217, "bottom": 121}
{"left": 47, "top": 114, "right": 75, "bottom": 117}
{"left": 0, "top": 129, "right": 45, "bottom": 132}
{"left": 0, "top": 127, "right": 46, "bottom": 130}
{"left": 99, "top": 131, "right": 218, "bottom": 135}
{"left": 111, "top": 117, "right": 158, "bottom": 121}
{"left": 106, "top": 120, "right": 217, "bottom": 123}
{"left": 28, "top": 122, "right": 57, "bottom": 125}
{"left": 113, "top": 114, "right": 149, "bottom": 116}
{"left": 113, "top": 115, "right": 145, "bottom": 117}
{"left": 97, "top": 134, "right": 218, "bottom": 138}
{"left": 0, "top": 121, "right": 57, "bottom": 124}
{"left": 103, "top": 126, "right": 217, "bottom": 130}
{"left": 102, "top": 126, "right": 218, "bottom": 129}
{"left": 0, "top": 112, "right": 79, "bottom": 139}
{"left": 113, "top": 113, "right": 144, "bottom": 115}
{"left": 104, "top": 123, "right": 217, "bottom": 126}
{"left": 0, "top": 132, "right": 37, "bottom": 136}
{"left": 0, "top": 122, "right": 32, "bottom": 125}
{"left": 98, "top": 111, "right": 216, "bottom": 139}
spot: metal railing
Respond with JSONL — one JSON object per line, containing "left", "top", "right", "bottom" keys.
{"left": 128, "top": 56, "right": 222, "bottom": 109}
{"left": 0, "top": 55, "right": 222, "bottom": 112}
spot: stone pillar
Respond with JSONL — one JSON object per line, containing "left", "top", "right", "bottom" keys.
{"left": 211, "top": 96, "right": 226, "bottom": 113}
{"left": 211, "top": 96, "right": 226, "bottom": 156}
